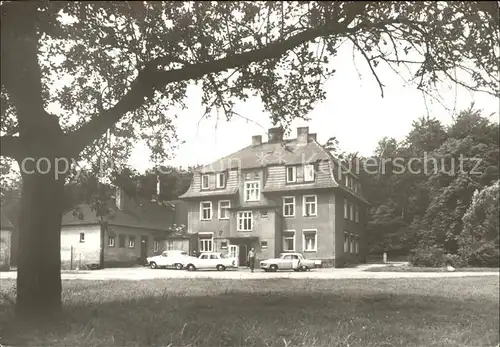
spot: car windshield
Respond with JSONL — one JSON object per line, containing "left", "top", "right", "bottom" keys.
{"left": 220, "top": 253, "right": 228, "bottom": 258}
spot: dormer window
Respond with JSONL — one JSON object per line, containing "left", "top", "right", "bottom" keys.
{"left": 201, "top": 174, "right": 209, "bottom": 189}
{"left": 286, "top": 166, "right": 297, "bottom": 183}
{"left": 216, "top": 172, "right": 226, "bottom": 189}
{"left": 304, "top": 164, "right": 315, "bottom": 182}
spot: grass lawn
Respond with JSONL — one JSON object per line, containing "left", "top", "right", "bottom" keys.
{"left": 0, "top": 277, "right": 498, "bottom": 347}
{"left": 365, "top": 265, "right": 500, "bottom": 272}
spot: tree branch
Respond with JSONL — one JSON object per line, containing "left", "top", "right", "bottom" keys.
{"left": 67, "top": 3, "right": 390, "bottom": 155}
{"left": 1, "top": 135, "right": 22, "bottom": 159}
{"left": 348, "top": 36, "right": 385, "bottom": 97}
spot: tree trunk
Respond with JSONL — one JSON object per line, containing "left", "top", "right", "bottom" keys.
{"left": 16, "top": 166, "right": 65, "bottom": 317}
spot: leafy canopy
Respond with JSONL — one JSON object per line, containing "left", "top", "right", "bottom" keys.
{"left": 1, "top": 1, "right": 498, "bottom": 166}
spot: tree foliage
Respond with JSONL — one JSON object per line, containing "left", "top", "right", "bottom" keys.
{"left": 458, "top": 180, "right": 500, "bottom": 266}
{"left": 358, "top": 106, "right": 499, "bottom": 264}
{"left": 2, "top": 1, "right": 499, "bottom": 163}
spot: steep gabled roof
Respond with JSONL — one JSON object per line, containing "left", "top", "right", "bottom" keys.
{"left": 61, "top": 198, "right": 186, "bottom": 231}
{"left": 198, "top": 138, "right": 331, "bottom": 173}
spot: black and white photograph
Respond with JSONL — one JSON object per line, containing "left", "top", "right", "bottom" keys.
{"left": 0, "top": 1, "right": 499, "bottom": 346}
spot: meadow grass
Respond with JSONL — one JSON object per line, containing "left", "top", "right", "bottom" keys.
{"left": 0, "top": 277, "right": 498, "bottom": 347}
{"left": 364, "top": 265, "right": 500, "bottom": 272}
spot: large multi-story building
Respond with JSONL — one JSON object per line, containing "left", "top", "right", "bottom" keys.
{"left": 179, "top": 126, "right": 368, "bottom": 267}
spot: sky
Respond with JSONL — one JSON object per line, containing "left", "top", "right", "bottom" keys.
{"left": 127, "top": 43, "right": 499, "bottom": 174}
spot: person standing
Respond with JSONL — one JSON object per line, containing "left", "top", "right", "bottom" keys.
{"left": 248, "top": 248, "right": 256, "bottom": 273}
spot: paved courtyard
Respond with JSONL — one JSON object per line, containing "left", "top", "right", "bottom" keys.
{"left": 1, "top": 264, "right": 498, "bottom": 281}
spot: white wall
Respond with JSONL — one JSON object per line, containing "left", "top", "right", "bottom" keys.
{"left": 61, "top": 225, "right": 101, "bottom": 268}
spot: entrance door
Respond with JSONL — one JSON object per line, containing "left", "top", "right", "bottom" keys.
{"left": 229, "top": 245, "right": 239, "bottom": 267}
{"left": 140, "top": 236, "right": 148, "bottom": 259}
{"left": 238, "top": 244, "right": 248, "bottom": 267}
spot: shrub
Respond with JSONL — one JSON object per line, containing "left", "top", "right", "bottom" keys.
{"left": 409, "top": 246, "right": 446, "bottom": 267}
{"left": 446, "top": 254, "right": 467, "bottom": 268}
{"left": 459, "top": 242, "right": 499, "bottom": 267}
{"left": 458, "top": 180, "right": 499, "bottom": 267}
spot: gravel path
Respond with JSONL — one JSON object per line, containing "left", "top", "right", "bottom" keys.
{"left": 1, "top": 265, "right": 498, "bottom": 281}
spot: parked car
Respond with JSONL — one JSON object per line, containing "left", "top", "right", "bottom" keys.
{"left": 260, "top": 252, "right": 316, "bottom": 272}
{"left": 146, "top": 250, "right": 192, "bottom": 269}
{"left": 183, "top": 252, "right": 236, "bottom": 271}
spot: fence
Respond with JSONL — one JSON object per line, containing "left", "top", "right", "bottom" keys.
{"left": 61, "top": 246, "right": 99, "bottom": 270}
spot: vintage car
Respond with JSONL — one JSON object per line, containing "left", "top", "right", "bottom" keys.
{"left": 183, "top": 252, "right": 237, "bottom": 271}
{"left": 146, "top": 250, "right": 193, "bottom": 270}
{"left": 260, "top": 252, "right": 317, "bottom": 272}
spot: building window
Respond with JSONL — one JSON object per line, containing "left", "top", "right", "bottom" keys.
{"left": 344, "top": 232, "right": 349, "bottom": 253}
{"left": 199, "top": 233, "right": 213, "bottom": 252}
{"left": 237, "top": 211, "right": 253, "bottom": 231}
{"left": 349, "top": 203, "right": 354, "bottom": 221}
{"left": 355, "top": 204, "right": 359, "bottom": 223}
{"left": 261, "top": 241, "right": 268, "bottom": 249}
{"left": 260, "top": 211, "right": 268, "bottom": 218}
{"left": 245, "top": 181, "right": 260, "bottom": 201}
{"left": 200, "top": 201, "right": 212, "bottom": 220}
{"left": 201, "top": 174, "right": 209, "bottom": 189}
{"left": 304, "top": 164, "right": 315, "bottom": 182}
{"left": 221, "top": 241, "right": 228, "bottom": 249}
{"left": 283, "top": 231, "right": 295, "bottom": 251}
{"left": 355, "top": 237, "right": 359, "bottom": 255}
{"left": 154, "top": 240, "right": 159, "bottom": 252}
{"left": 344, "top": 199, "right": 349, "bottom": 219}
{"left": 303, "top": 195, "right": 317, "bottom": 216}
{"left": 303, "top": 230, "right": 317, "bottom": 252}
{"left": 108, "top": 236, "right": 115, "bottom": 247}
{"left": 79, "top": 233, "right": 85, "bottom": 243}
{"left": 286, "top": 166, "right": 297, "bottom": 183}
{"left": 345, "top": 175, "right": 349, "bottom": 187}
{"left": 167, "top": 240, "right": 174, "bottom": 250}
{"left": 128, "top": 236, "right": 136, "bottom": 248}
{"left": 283, "top": 196, "right": 295, "bottom": 217}
{"left": 216, "top": 172, "right": 226, "bottom": 188}
{"left": 218, "top": 200, "right": 230, "bottom": 220}
{"left": 349, "top": 234, "right": 354, "bottom": 254}
{"left": 119, "top": 234, "right": 126, "bottom": 248}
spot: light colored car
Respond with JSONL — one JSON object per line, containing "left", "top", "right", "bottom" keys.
{"left": 183, "top": 252, "right": 236, "bottom": 271}
{"left": 260, "top": 252, "right": 316, "bottom": 272}
{"left": 147, "top": 250, "right": 191, "bottom": 270}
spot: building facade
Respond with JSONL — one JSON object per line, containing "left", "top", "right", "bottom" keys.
{"left": 180, "top": 126, "right": 368, "bottom": 267}
{"left": 60, "top": 187, "right": 189, "bottom": 269}
{"left": 0, "top": 211, "right": 15, "bottom": 270}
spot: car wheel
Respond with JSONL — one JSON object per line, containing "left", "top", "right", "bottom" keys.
{"left": 270, "top": 264, "right": 278, "bottom": 272}
{"left": 301, "top": 265, "right": 308, "bottom": 272}
{"left": 175, "top": 263, "right": 183, "bottom": 270}
{"left": 216, "top": 265, "right": 226, "bottom": 271}
{"left": 150, "top": 262, "right": 157, "bottom": 269}
{"left": 186, "top": 264, "right": 196, "bottom": 271}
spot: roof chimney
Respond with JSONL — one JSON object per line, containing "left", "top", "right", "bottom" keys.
{"left": 115, "top": 186, "right": 125, "bottom": 210}
{"left": 268, "top": 127, "right": 284, "bottom": 143}
{"left": 297, "top": 126, "right": 309, "bottom": 144}
{"left": 252, "top": 135, "right": 262, "bottom": 146}
{"left": 309, "top": 133, "right": 317, "bottom": 141}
